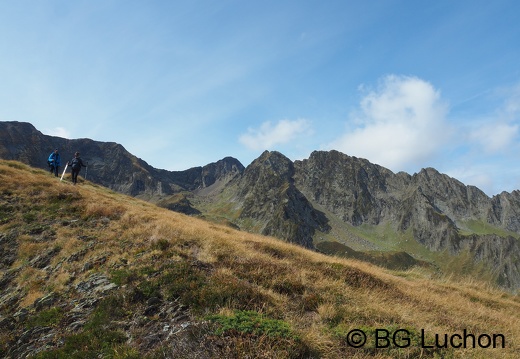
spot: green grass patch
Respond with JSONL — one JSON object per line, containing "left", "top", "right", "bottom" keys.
{"left": 26, "top": 307, "right": 64, "bottom": 328}
{"left": 160, "top": 261, "right": 206, "bottom": 303}
{"left": 110, "top": 269, "right": 139, "bottom": 286}
{"left": 208, "top": 310, "right": 297, "bottom": 339}
{"left": 33, "top": 296, "right": 129, "bottom": 359}
{"left": 114, "top": 260, "right": 270, "bottom": 313}
{"left": 458, "top": 219, "right": 519, "bottom": 238}
{"left": 22, "top": 211, "right": 38, "bottom": 223}
{"left": 160, "top": 261, "right": 269, "bottom": 312}
{"left": 206, "top": 310, "right": 312, "bottom": 358}
{"left": 190, "top": 187, "right": 242, "bottom": 223}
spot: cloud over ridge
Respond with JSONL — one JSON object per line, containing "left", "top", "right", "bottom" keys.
{"left": 239, "top": 118, "right": 312, "bottom": 151}
{"left": 329, "top": 75, "right": 451, "bottom": 171}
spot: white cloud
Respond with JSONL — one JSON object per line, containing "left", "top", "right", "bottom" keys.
{"left": 445, "top": 165, "right": 495, "bottom": 195}
{"left": 44, "top": 127, "right": 72, "bottom": 139}
{"left": 328, "top": 75, "right": 450, "bottom": 171}
{"left": 465, "top": 83, "right": 520, "bottom": 155}
{"left": 469, "top": 122, "right": 519, "bottom": 154}
{"left": 446, "top": 159, "right": 520, "bottom": 196}
{"left": 239, "top": 119, "right": 312, "bottom": 151}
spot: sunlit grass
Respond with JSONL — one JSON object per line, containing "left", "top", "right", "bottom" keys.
{"left": 1, "top": 160, "right": 519, "bottom": 358}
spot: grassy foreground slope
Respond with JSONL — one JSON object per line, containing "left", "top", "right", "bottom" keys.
{"left": 0, "top": 160, "right": 519, "bottom": 358}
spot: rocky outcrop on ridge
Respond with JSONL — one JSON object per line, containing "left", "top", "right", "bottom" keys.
{"left": 294, "top": 150, "right": 406, "bottom": 226}
{"left": 232, "top": 151, "right": 330, "bottom": 248}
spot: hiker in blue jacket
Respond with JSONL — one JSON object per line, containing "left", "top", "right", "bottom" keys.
{"left": 68, "top": 152, "right": 87, "bottom": 185}
{"left": 47, "top": 149, "right": 61, "bottom": 177}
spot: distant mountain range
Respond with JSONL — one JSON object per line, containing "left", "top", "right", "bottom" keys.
{"left": 2, "top": 121, "right": 520, "bottom": 291}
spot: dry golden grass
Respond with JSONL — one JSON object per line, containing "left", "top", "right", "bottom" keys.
{"left": 1, "top": 160, "right": 519, "bottom": 358}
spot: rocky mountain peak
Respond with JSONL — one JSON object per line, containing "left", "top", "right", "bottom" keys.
{"left": 235, "top": 150, "right": 329, "bottom": 248}
{"left": 251, "top": 150, "right": 294, "bottom": 178}
{"left": 200, "top": 156, "right": 244, "bottom": 187}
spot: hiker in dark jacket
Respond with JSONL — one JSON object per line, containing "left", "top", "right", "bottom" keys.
{"left": 47, "top": 149, "right": 61, "bottom": 177}
{"left": 68, "top": 152, "right": 87, "bottom": 185}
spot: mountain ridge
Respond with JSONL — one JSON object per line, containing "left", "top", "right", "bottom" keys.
{"left": 0, "top": 121, "right": 244, "bottom": 199}
{"left": 1, "top": 121, "right": 520, "bottom": 291}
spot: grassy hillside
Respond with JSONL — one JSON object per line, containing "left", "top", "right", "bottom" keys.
{"left": 192, "top": 186, "right": 507, "bottom": 286}
{"left": 1, "top": 160, "right": 519, "bottom": 358}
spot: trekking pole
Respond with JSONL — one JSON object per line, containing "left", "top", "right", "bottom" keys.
{"left": 60, "top": 163, "right": 69, "bottom": 181}
{"left": 85, "top": 162, "right": 89, "bottom": 180}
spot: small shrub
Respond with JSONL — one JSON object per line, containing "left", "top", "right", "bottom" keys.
{"left": 110, "top": 269, "right": 138, "bottom": 286}
{"left": 271, "top": 277, "right": 306, "bottom": 296}
{"left": 207, "top": 310, "right": 296, "bottom": 339}
{"left": 160, "top": 261, "right": 206, "bottom": 304}
{"left": 160, "top": 262, "right": 269, "bottom": 313}
{"left": 26, "top": 307, "right": 64, "bottom": 328}
{"left": 23, "top": 211, "right": 38, "bottom": 223}
{"left": 34, "top": 331, "right": 128, "bottom": 358}
{"left": 151, "top": 238, "right": 170, "bottom": 251}
{"left": 136, "top": 280, "right": 161, "bottom": 300}
{"left": 199, "top": 272, "right": 270, "bottom": 312}
{"left": 86, "top": 295, "right": 127, "bottom": 328}
{"left": 206, "top": 311, "right": 312, "bottom": 359}
{"left": 319, "top": 303, "right": 352, "bottom": 327}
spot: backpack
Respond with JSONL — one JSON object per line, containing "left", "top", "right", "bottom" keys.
{"left": 48, "top": 152, "right": 60, "bottom": 167}
{"left": 71, "top": 158, "right": 81, "bottom": 170}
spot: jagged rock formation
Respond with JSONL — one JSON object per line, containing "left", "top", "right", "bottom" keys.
{"left": 295, "top": 151, "right": 520, "bottom": 289}
{"left": 1, "top": 121, "right": 520, "bottom": 290}
{"left": 231, "top": 151, "right": 330, "bottom": 248}
{"left": 294, "top": 150, "right": 406, "bottom": 226}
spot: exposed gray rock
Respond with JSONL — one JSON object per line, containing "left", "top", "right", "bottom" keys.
{"left": 0, "top": 315, "right": 15, "bottom": 330}
{"left": 294, "top": 150, "right": 402, "bottom": 225}
{"left": 233, "top": 151, "right": 330, "bottom": 248}
{"left": 29, "top": 247, "right": 61, "bottom": 269}
{"left": 459, "top": 234, "right": 520, "bottom": 288}
{"left": 33, "top": 293, "right": 58, "bottom": 310}
{"left": 0, "top": 231, "right": 19, "bottom": 269}
{"left": 75, "top": 273, "right": 118, "bottom": 294}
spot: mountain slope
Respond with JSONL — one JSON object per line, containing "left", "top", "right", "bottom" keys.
{"left": 2, "top": 121, "right": 520, "bottom": 291}
{"left": 1, "top": 160, "right": 519, "bottom": 358}
{"left": 0, "top": 121, "right": 244, "bottom": 201}
{"left": 196, "top": 149, "right": 520, "bottom": 290}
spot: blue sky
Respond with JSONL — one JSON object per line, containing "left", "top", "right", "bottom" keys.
{"left": 1, "top": 0, "right": 519, "bottom": 195}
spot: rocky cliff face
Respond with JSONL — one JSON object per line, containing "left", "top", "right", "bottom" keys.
{"left": 300, "top": 152, "right": 520, "bottom": 289}
{"left": 232, "top": 151, "right": 329, "bottom": 248}
{"left": 458, "top": 234, "right": 520, "bottom": 289}
{"left": 293, "top": 152, "right": 502, "bottom": 236}
{"left": 489, "top": 190, "right": 520, "bottom": 232}
{"left": 2, "top": 121, "right": 520, "bottom": 290}
{"left": 294, "top": 150, "right": 405, "bottom": 226}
